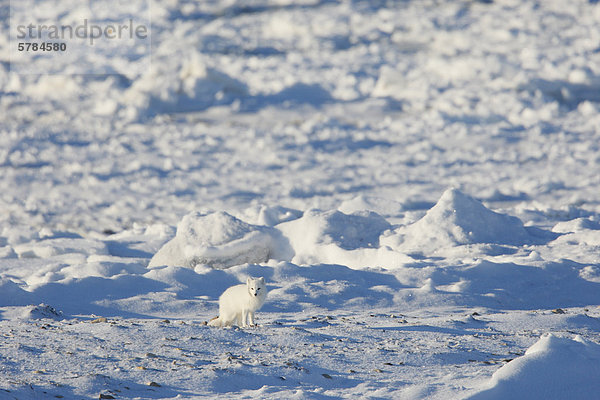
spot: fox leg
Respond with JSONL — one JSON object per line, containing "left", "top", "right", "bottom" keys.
{"left": 241, "top": 310, "right": 249, "bottom": 327}
{"left": 234, "top": 312, "right": 243, "bottom": 327}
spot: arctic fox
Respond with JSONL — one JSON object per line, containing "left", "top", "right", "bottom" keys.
{"left": 208, "top": 277, "right": 267, "bottom": 328}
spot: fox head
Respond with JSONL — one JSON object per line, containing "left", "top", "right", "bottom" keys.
{"left": 246, "top": 276, "right": 266, "bottom": 297}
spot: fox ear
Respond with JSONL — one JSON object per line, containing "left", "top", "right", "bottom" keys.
{"left": 246, "top": 277, "right": 251, "bottom": 285}
{"left": 259, "top": 277, "right": 265, "bottom": 284}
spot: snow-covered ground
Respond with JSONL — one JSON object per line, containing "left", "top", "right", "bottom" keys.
{"left": 1, "top": 0, "right": 600, "bottom": 398}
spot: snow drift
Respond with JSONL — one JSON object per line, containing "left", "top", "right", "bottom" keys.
{"left": 147, "top": 189, "right": 556, "bottom": 270}
{"left": 149, "top": 208, "right": 413, "bottom": 270}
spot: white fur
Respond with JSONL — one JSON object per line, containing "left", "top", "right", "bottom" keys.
{"left": 208, "top": 277, "right": 267, "bottom": 328}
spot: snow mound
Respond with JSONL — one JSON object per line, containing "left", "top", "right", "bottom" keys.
{"left": 0, "top": 246, "right": 17, "bottom": 259}
{"left": 523, "top": 78, "right": 600, "bottom": 109}
{"left": 338, "top": 195, "right": 404, "bottom": 218}
{"left": 123, "top": 52, "right": 247, "bottom": 118}
{"left": 238, "top": 205, "right": 303, "bottom": 227}
{"left": 468, "top": 334, "right": 600, "bottom": 400}
{"left": 552, "top": 217, "right": 600, "bottom": 233}
{"left": 280, "top": 209, "right": 391, "bottom": 251}
{"left": 390, "top": 188, "right": 533, "bottom": 252}
{"left": 277, "top": 209, "right": 410, "bottom": 269}
{"left": 13, "top": 237, "right": 109, "bottom": 259}
{"left": 0, "top": 278, "right": 32, "bottom": 307}
{"left": 148, "top": 211, "right": 274, "bottom": 269}
{"left": 20, "top": 304, "right": 63, "bottom": 320}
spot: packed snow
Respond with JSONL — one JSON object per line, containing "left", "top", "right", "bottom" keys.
{"left": 2, "top": 0, "right": 600, "bottom": 399}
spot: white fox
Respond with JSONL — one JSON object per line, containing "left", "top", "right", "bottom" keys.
{"left": 208, "top": 277, "right": 267, "bottom": 328}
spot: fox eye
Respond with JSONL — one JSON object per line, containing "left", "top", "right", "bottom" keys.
{"left": 257, "top": 288, "right": 261, "bottom": 291}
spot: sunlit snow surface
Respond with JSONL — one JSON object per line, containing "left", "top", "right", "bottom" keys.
{"left": 1, "top": 0, "right": 600, "bottom": 398}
